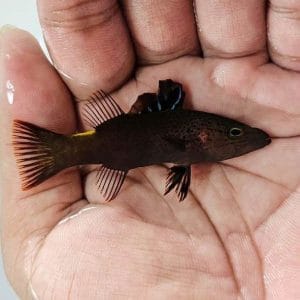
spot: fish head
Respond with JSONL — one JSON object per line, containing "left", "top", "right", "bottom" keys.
{"left": 198, "top": 115, "right": 271, "bottom": 162}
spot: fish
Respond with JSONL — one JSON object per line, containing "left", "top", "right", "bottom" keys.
{"left": 12, "top": 79, "right": 271, "bottom": 201}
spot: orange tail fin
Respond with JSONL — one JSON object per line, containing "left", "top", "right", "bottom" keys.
{"left": 13, "top": 120, "right": 67, "bottom": 190}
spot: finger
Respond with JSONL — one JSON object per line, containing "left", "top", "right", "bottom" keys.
{"left": 268, "top": 0, "right": 300, "bottom": 71}
{"left": 121, "top": 0, "right": 200, "bottom": 65}
{"left": 118, "top": 56, "right": 300, "bottom": 136}
{"left": 209, "top": 57, "right": 300, "bottom": 136}
{"left": 0, "top": 27, "right": 84, "bottom": 296}
{"left": 37, "top": 0, "right": 135, "bottom": 97}
{"left": 194, "top": 0, "right": 266, "bottom": 58}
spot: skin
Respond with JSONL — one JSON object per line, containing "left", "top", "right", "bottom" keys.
{"left": 0, "top": 0, "right": 300, "bottom": 299}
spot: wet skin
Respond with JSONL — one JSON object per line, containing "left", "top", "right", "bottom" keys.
{"left": 1, "top": 1, "right": 300, "bottom": 299}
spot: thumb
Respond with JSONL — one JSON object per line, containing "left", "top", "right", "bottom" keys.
{"left": 0, "top": 26, "right": 84, "bottom": 296}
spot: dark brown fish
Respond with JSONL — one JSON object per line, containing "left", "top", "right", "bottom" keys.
{"left": 13, "top": 80, "right": 271, "bottom": 201}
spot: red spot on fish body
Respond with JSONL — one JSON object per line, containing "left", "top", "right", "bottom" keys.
{"left": 199, "top": 130, "right": 208, "bottom": 144}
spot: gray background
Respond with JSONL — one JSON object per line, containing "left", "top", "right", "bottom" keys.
{"left": 0, "top": 0, "right": 45, "bottom": 299}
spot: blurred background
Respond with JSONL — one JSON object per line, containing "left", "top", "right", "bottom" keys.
{"left": 0, "top": 1, "right": 45, "bottom": 298}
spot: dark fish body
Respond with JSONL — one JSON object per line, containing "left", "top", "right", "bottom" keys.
{"left": 13, "top": 80, "right": 271, "bottom": 201}
{"left": 70, "top": 109, "right": 270, "bottom": 170}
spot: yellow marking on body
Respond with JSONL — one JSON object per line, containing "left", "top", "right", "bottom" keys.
{"left": 72, "top": 130, "right": 96, "bottom": 137}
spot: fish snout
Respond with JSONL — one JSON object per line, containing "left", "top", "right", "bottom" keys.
{"left": 252, "top": 128, "right": 272, "bottom": 147}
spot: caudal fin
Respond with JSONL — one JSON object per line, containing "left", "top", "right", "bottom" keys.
{"left": 13, "top": 120, "right": 67, "bottom": 190}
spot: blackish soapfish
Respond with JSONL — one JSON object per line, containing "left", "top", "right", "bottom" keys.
{"left": 13, "top": 80, "right": 271, "bottom": 201}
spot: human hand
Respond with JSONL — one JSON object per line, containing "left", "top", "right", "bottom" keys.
{"left": 1, "top": 1, "right": 300, "bottom": 299}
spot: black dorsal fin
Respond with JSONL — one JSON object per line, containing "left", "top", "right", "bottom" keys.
{"left": 157, "top": 79, "right": 184, "bottom": 111}
{"left": 83, "top": 90, "right": 124, "bottom": 128}
{"left": 95, "top": 166, "right": 127, "bottom": 201}
{"left": 129, "top": 79, "right": 185, "bottom": 114}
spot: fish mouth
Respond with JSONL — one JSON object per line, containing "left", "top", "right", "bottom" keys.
{"left": 265, "top": 136, "right": 272, "bottom": 145}
{"left": 251, "top": 128, "right": 272, "bottom": 147}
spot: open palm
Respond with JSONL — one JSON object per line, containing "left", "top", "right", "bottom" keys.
{"left": 1, "top": 1, "right": 300, "bottom": 299}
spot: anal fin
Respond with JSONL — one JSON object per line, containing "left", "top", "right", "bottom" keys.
{"left": 96, "top": 166, "right": 127, "bottom": 201}
{"left": 164, "top": 165, "right": 191, "bottom": 201}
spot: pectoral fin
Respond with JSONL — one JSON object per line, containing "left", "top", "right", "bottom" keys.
{"left": 95, "top": 166, "right": 127, "bottom": 201}
{"left": 164, "top": 165, "right": 191, "bottom": 201}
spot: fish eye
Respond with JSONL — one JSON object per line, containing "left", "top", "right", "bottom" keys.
{"left": 229, "top": 127, "right": 243, "bottom": 138}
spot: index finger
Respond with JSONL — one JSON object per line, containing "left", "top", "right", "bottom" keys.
{"left": 0, "top": 28, "right": 83, "bottom": 295}
{"left": 37, "top": 0, "right": 135, "bottom": 97}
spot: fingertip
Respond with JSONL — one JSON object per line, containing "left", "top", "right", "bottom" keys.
{"left": 0, "top": 25, "right": 75, "bottom": 133}
{"left": 37, "top": 0, "right": 135, "bottom": 97}
{"left": 0, "top": 24, "right": 41, "bottom": 49}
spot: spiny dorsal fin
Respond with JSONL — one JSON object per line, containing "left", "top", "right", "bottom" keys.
{"left": 95, "top": 166, "right": 127, "bottom": 201}
{"left": 83, "top": 90, "right": 124, "bottom": 128}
